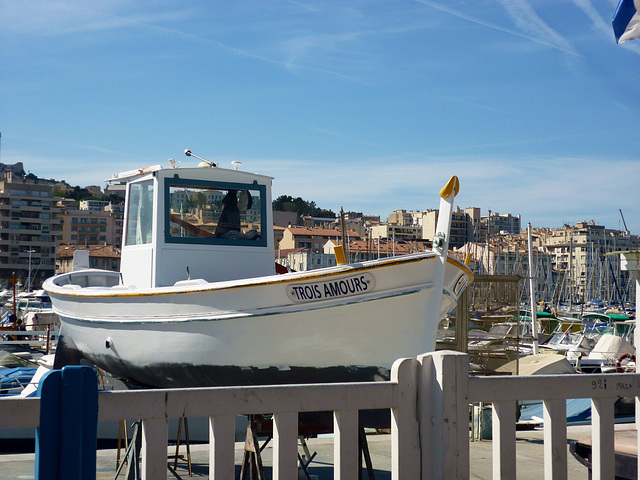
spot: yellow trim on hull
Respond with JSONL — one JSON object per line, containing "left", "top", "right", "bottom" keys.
{"left": 47, "top": 253, "right": 473, "bottom": 299}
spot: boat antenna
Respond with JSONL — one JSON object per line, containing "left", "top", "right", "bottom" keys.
{"left": 185, "top": 149, "right": 216, "bottom": 168}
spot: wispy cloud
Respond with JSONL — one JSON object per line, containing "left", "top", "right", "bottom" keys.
{"left": 266, "top": 152, "right": 639, "bottom": 230}
{"left": 414, "top": 0, "right": 581, "bottom": 57}
{"left": 496, "top": 0, "right": 580, "bottom": 56}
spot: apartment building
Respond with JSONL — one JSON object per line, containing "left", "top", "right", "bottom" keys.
{"left": 457, "top": 238, "right": 556, "bottom": 302}
{"left": 57, "top": 202, "right": 124, "bottom": 247}
{"left": 279, "top": 226, "right": 360, "bottom": 252}
{"left": 276, "top": 249, "right": 338, "bottom": 272}
{"left": 369, "top": 223, "right": 423, "bottom": 242}
{"left": 275, "top": 237, "right": 425, "bottom": 272}
{"left": 79, "top": 199, "right": 110, "bottom": 211}
{"left": 482, "top": 211, "right": 521, "bottom": 236}
{"left": 421, "top": 207, "right": 477, "bottom": 249}
{"left": 0, "top": 171, "right": 60, "bottom": 289}
{"left": 543, "top": 221, "right": 639, "bottom": 303}
{"left": 387, "top": 209, "right": 413, "bottom": 226}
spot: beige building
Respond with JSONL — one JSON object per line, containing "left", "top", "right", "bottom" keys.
{"left": 79, "top": 199, "right": 110, "bottom": 211}
{"left": 542, "top": 222, "right": 639, "bottom": 303}
{"left": 457, "top": 237, "right": 555, "bottom": 302}
{"left": 0, "top": 171, "right": 60, "bottom": 289}
{"left": 387, "top": 209, "right": 414, "bottom": 226}
{"left": 369, "top": 223, "right": 423, "bottom": 242}
{"left": 57, "top": 203, "right": 124, "bottom": 247}
{"left": 276, "top": 249, "right": 338, "bottom": 272}
{"left": 275, "top": 237, "right": 425, "bottom": 272}
{"left": 420, "top": 207, "right": 477, "bottom": 249}
{"left": 279, "top": 226, "right": 360, "bottom": 252}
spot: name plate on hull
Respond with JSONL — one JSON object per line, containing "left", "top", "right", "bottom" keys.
{"left": 287, "top": 273, "right": 376, "bottom": 303}
{"left": 453, "top": 273, "right": 469, "bottom": 296}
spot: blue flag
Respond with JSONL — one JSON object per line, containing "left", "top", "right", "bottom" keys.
{"left": 613, "top": 0, "right": 640, "bottom": 44}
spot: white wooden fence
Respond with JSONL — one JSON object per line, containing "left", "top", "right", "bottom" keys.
{"left": 1, "top": 350, "right": 639, "bottom": 479}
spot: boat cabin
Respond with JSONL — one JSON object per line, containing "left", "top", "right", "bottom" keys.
{"left": 115, "top": 164, "right": 275, "bottom": 288}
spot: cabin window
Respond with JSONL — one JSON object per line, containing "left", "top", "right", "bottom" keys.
{"left": 125, "top": 180, "right": 154, "bottom": 246}
{"left": 165, "top": 179, "right": 266, "bottom": 246}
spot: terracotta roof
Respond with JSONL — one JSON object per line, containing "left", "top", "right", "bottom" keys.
{"left": 274, "top": 248, "right": 305, "bottom": 258}
{"left": 343, "top": 239, "right": 427, "bottom": 255}
{"left": 57, "top": 244, "right": 121, "bottom": 259}
{"left": 286, "top": 226, "right": 361, "bottom": 239}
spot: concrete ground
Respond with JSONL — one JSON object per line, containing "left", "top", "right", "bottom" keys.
{"left": 0, "top": 424, "right": 606, "bottom": 479}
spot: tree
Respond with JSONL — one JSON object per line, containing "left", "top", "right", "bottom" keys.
{"left": 272, "top": 195, "right": 335, "bottom": 217}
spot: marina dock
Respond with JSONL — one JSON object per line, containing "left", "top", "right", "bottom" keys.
{"left": 0, "top": 425, "right": 605, "bottom": 479}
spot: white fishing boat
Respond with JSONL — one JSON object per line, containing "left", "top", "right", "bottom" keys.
{"left": 43, "top": 151, "right": 473, "bottom": 388}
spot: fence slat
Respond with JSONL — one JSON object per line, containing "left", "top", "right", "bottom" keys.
{"left": 334, "top": 409, "right": 359, "bottom": 480}
{"left": 209, "top": 415, "right": 235, "bottom": 479}
{"left": 591, "top": 397, "right": 615, "bottom": 480}
{"left": 273, "top": 411, "right": 298, "bottom": 480}
{"left": 141, "top": 417, "right": 168, "bottom": 480}
{"left": 543, "top": 398, "right": 567, "bottom": 480}
{"left": 492, "top": 400, "right": 516, "bottom": 479}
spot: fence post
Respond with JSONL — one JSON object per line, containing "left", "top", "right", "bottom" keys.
{"left": 418, "top": 351, "right": 470, "bottom": 480}
{"left": 390, "top": 357, "right": 420, "bottom": 479}
{"left": 35, "top": 366, "right": 98, "bottom": 480}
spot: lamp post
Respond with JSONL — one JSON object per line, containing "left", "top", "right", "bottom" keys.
{"left": 26, "top": 248, "right": 36, "bottom": 292}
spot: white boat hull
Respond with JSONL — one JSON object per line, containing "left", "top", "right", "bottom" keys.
{"left": 45, "top": 253, "right": 472, "bottom": 387}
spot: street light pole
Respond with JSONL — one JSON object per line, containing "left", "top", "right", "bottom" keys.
{"left": 26, "top": 248, "right": 35, "bottom": 292}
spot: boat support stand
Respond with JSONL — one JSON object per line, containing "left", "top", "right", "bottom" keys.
{"left": 113, "top": 417, "right": 193, "bottom": 480}
{"left": 239, "top": 415, "right": 269, "bottom": 480}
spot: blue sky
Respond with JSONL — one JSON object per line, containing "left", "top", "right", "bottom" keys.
{"left": 2, "top": 0, "right": 639, "bottom": 234}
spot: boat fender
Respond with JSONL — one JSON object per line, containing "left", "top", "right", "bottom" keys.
{"left": 615, "top": 353, "right": 635, "bottom": 373}
{"left": 105, "top": 337, "right": 113, "bottom": 350}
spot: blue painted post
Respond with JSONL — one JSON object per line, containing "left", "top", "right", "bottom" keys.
{"left": 35, "top": 366, "right": 99, "bottom": 480}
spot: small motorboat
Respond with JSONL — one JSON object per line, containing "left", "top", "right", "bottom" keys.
{"left": 44, "top": 151, "right": 473, "bottom": 388}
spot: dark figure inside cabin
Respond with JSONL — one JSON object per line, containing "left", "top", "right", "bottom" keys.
{"left": 215, "top": 190, "right": 252, "bottom": 237}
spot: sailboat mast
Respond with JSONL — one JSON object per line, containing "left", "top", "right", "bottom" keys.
{"left": 527, "top": 223, "right": 539, "bottom": 355}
